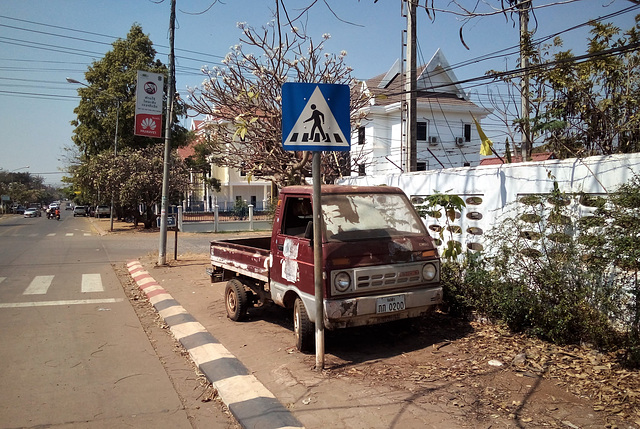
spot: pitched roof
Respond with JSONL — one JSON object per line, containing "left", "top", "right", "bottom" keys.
{"left": 366, "top": 49, "right": 471, "bottom": 108}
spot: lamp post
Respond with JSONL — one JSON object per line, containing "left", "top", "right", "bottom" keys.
{"left": 66, "top": 78, "right": 119, "bottom": 231}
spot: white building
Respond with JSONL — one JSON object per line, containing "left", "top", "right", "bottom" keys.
{"left": 180, "top": 118, "right": 272, "bottom": 212}
{"left": 352, "top": 49, "right": 491, "bottom": 175}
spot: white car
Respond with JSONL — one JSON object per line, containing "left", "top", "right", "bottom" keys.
{"left": 24, "top": 208, "right": 39, "bottom": 218}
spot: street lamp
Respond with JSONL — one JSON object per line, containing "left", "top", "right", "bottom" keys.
{"left": 67, "top": 77, "right": 120, "bottom": 231}
{"left": 10, "top": 166, "right": 29, "bottom": 172}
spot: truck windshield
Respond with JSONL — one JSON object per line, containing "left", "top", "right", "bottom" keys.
{"left": 322, "top": 193, "right": 427, "bottom": 241}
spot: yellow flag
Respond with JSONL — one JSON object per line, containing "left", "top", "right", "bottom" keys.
{"left": 472, "top": 114, "right": 493, "bottom": 156}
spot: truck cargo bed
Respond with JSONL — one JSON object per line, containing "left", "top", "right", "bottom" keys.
{"left": 210, "top": 236, "right": 272, "bottom": 282}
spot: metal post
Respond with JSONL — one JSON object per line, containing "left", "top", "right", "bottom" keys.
{"left": 158, "top": 0, "right": 176, "bottom": 265}
{"left": 405, "top": 0, "right": 417, "bottom": 172}
{"left": 519, "top": 0, "right": 531, "bottom": 161}
{"left": 110, "top": 100, "right": 119, "bottom": 232}
{"left": 312, "top": 151, "right": 324, "bottom": 370}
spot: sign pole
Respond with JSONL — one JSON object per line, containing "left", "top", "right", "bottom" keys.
{"left": 312, "top": 151, "right": 324, "bottom": 370}
{"left": 280, "top": 82, "right": 350, "bottom": 371}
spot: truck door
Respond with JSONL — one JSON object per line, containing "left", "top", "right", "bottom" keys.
{"left": 271, "top": 195, "right": 316, "bottom": 297}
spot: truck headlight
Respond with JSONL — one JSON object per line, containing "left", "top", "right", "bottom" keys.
{"left": 334, "top": 271, "right": 351, "bottom": 292}
{"left": 422, "top": 263, "right": 437, "bottom": 281}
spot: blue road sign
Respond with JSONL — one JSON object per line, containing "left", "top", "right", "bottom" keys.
{"left": 282, "top": 83, "right": 351, "bottom": 152}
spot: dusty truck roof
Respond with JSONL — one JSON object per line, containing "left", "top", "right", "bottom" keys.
{"left": 281, "top": 184, "right": 405, "bottom": 195}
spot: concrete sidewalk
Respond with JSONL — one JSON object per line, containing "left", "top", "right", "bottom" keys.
{"left": 127, "top": 260, "right": 304, "bottom": 429}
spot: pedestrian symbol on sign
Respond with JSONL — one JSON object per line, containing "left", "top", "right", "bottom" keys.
{"left": 304, "top": 104, "right": 328, "bottom": 142}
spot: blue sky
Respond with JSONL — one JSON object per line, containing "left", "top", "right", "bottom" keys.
{"left": 1, "top": 0, "right": 638, "bottom": 185}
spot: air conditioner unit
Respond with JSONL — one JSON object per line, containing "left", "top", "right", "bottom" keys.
{"left": 455, "top": 137, "right": 464, "bottom": 145}
{"left": 429, "top": 136, "right": 439, "bottom": 145}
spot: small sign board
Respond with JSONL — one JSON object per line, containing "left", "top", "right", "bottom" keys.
{"left": 157, "top": 214, "right": 176, "bottom": 228}
{"left": 135, "top": 70, "right": 164, "bottom": 138}
{"left": 282, "top": 83, "right": 350, "bottom": 152}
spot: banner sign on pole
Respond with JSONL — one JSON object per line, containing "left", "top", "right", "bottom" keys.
{"left": 282, "top": 83, "right": 351, "bottom": 152}
{"left": 134, "top": 70, "right": 164, "bottom": 138}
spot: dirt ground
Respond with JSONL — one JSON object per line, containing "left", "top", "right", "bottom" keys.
{"left": 109, "top": 224, "right": 640, "bottom": 428}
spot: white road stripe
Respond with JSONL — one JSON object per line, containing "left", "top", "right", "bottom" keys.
{"left": 81, "top": 274, "right": 103, "bottom": 293}
{"left": 0, "top": 277, "right": 5, "bottom": 284}
{"left": 23, "top": 275, "right": 54, "bottom": 295}
{"left": 65, "top": 233, "right": 73, "bottom": 237}
{"left": 0, "top": 298, "right": 123, "bottom": 308}
{"left": 47, "top": 233, "right": 56, "bottom": 237}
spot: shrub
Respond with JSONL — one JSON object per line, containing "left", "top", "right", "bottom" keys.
{"left": 437, "top": 175, "right": 640, "bottom": 367}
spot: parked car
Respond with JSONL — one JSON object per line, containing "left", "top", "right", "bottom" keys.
{"left": 13, "top": 205, "right": 26, "bottom": 214}
{"left": 23, "top": 208, "right": 39, "bottom": 218}
{"left": 94, "top": 205, "right": 111, "bottom": 218}
{"left": 73, "top": 206, "right": 87, "bottom": 217}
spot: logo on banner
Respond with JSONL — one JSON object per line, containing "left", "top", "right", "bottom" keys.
{"left": 135, "top": 114, "right": 162, "bottom": 137}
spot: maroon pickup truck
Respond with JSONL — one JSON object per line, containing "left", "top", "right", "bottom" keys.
{"left": 209, "top": 185, "right": 442, "bottom": 352}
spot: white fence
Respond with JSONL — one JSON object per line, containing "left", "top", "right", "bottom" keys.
{"left": 338, "top": 153, "right": 640, "bottom": 254}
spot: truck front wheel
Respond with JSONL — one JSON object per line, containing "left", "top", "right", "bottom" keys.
{"left": 225, "top": 279, "right": 248, "bottom": 321}
{"left": 293, "top": 298, "right": 314, "bottom": 353}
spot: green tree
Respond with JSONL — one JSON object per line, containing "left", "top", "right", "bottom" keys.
{"left": 76, "top": 145, "right": 188, "bottom": 228}
{"left": 491, "top": 16, "right": 640, "bottom": 158}
{"left": 70, "top": 24, "right": 190, "bottom": 159}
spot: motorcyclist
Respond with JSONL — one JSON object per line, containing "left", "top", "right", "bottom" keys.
{"left": 55, "top": 207, "right": 60, "bottom": 220}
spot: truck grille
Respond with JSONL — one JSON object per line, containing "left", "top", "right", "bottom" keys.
{"left": 356, "top": 270, "right": 421, "bottom": 288}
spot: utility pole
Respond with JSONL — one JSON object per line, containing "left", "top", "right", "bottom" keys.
{"left": 405, "top": 0, "right": 417, "bottom": 172}
{"left": 158, "top": 0, "right": 176, "bottom": 265}
{"left": 519, "top": 0, "right": 531, "bottom": 161}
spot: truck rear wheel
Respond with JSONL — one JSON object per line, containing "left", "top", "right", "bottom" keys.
{"left": 293, "top": 298, "right": 314, "bottom": 353}
{"left": 225, "top": 279, "right": 248, "bottom": 321}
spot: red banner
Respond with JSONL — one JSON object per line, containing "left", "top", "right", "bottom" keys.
{"left": 135, "top": 114, "right": 162, "bottom": 138}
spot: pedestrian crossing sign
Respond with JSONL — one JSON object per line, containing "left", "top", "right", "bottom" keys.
{"left": 282, "top": 83, "right": 351, "bottom": 152}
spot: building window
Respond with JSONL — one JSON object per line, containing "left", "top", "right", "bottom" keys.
{"left": 464, "top": 123, "right": 472, "bottom": 142}
{"left": 417, "top": 161, "right": 427, "bottom": 171}
{"left": 358, "top": 127, "right": 365, "bottom": 145}
{"left": 358, "top": 164, "right": 366, "bottom": 176}
{"left": 417, "top": 122, "right": 427, "bottom": 141}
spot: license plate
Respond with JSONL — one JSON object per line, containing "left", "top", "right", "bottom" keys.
{"left": 376, "top": 295, "right": 406, "bottom": 314}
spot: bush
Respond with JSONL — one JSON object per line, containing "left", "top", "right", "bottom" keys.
{"left": 437, "top": 175, "right": 640, "bottom": 367}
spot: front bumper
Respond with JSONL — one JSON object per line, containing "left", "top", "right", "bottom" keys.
{"left": 323, "top": 286, "right": 442, "bottom": 329}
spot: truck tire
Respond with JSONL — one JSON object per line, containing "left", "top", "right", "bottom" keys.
{"left": 294, "top": 297, "right": 314, "bottom": 353}
{"left": 225, "top": 279, "right": 248, "bottom": 321}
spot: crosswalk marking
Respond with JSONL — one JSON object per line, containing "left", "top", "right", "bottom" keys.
{"left": 0, "top": 277, "right": 5, "bottom": 284}
{"left": 23, "top": 275, "right": 55, "bottom": 295}
{"left": 81, "top": 274, "right": 103, "bottom": 293}
{"left": 47, "top": 233, "right": 56, "bottom": 237}
{"left": 65, "top": 233, "right": 73, "bottom": 237}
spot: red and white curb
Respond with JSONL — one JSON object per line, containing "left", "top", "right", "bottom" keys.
{"left": 127, "top": 260, "right": 304, "bottom": 429}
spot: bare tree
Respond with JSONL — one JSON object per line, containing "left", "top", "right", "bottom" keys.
{"left": 185, "top": 4, "right": 370, "bottom": 188}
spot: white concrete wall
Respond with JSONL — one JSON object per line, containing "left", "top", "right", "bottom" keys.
{"left": 338, "top": 153, "right": 640, "bottom": 255}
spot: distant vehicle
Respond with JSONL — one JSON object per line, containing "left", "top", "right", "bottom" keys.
{"left": 23, "top": 208, "right": 39, "bottom": 218}
{"left": 94, "top": 205, "right": 111, "bottom": 218}
{"left": 73, "top": 206, "right": 87, "bottom": 217}
{"left": 13, "top": 205, "right": 26, "bottom": 214}
{"left": 49, "top": 202, "right": 59, "bottom": 210}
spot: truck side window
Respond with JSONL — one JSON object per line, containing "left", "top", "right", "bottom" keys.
{"left": 282, "top": 197, "right": 313, "bottom": 237}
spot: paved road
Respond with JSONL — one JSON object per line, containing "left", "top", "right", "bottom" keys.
{"left": 0, "top": 213, "right": 231, "bottom": 428}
